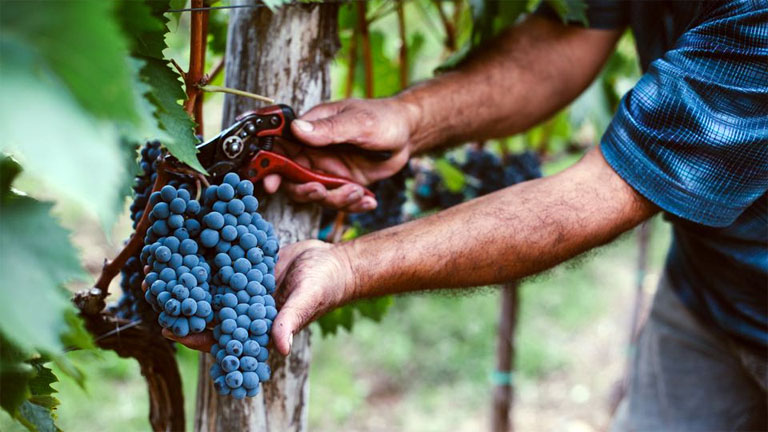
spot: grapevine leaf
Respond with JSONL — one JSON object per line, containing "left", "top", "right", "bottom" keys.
{"left": 19, "top": 361, "right": 60, "bottom": 432}
{"left": 353, "top": 297, "right": 393, "bottom": 322}
{"left": 0, "top": 333, "right": 35, "bottom": 415}
{"left": 544, "top": 0, "right": 588, "bottom": 26}
{"left": 436, "top": 0, "right": 529, "bottom": 72}
{"left": 315, "top": 297, "right": 393, "bottom": 337}
{"left": 140, "top": 58, "right": 205, "bottom": 173}
{"left": 0, "top": 193, "right": 84, "bottom": 353}
{"left": 0, "top": 2, "right": 140, "bottom": 123}
{"left": 25, "top": 361, "right": 57, "bottom": 400}
{"left": 262, "top": 0, "right": 293, "bottom": 12}
{"left": 434, "top": 158, "right": 466, "bottom": 192}
{"left": 0, "top": 41, "right": 134, "bottom": 226}
{"left": 59, "top": 310, "right": 95, "bottom": 352}
{"left": 17, "top": 401, "right": 57, "bottom": 432}
{"left": 116, "top": 0, "right": 204, "bottom": 173}
{"left": 0, "top": 157, "right": 22, "bottom": 199}
{"left": 116, "top": 0, "right": 168, "bottom": 60}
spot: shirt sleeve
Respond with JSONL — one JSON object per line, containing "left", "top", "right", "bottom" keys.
{"left": 600, "top": 1, "right": 768, "bottom": 227}
{"left": 534, "top": 0, "right": 629, "bottom": 30}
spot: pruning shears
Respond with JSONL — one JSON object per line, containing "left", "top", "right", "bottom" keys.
{"left": 174, "top": 104, "right": 391, "bottom": 197}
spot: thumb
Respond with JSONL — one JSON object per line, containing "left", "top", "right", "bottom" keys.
{"left": 291, "top": 109, "right": 367, "bottom": 147}
{"left": 271, "top": 303, "right": 305, "bottom": 356}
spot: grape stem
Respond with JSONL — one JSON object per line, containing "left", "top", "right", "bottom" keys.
{"left": 92, "top": 164, "right": 171, "bottom": 298}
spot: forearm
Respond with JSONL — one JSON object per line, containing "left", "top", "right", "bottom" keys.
{"left": 338, "top": 148, "right": 656, "bottom": 298}
{"left": 397, "top": 16, "right": 621, "bottom": 153}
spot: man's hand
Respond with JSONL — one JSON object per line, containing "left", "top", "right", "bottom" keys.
{"left": 270, "top": 240, "right": 353, "bottom": 355}
{"left": 263, "top": 98, "right": 418, "bottom": 212}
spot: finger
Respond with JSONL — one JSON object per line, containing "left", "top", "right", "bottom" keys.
{"left": 344, "top": 196, "right": 378, "bottom": 213}
{"left": 292, "top": 108, "right": 372, "bottom": 148}
{"left": 271, "top": 303, "right": 309, "bottom": 356}
{"left": 262, "top": 174, "right": 282, "bottom": 194}
{"left": 283, "top": 182, "right": 327, "bottom": 203}
{"left": 321, "top": 183, "right": 366, "bottom": 209}
{"left": 298, "top": 101, "right": 345, "bottom": 122}
{"left": 162, "top": 328, "right": 215, "bottom": 352}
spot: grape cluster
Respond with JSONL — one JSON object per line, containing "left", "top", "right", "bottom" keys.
{"left": 130, "top": 141, "right": 162, "bottom": 228}
{"left": 140, "top": 172, "right": 279, "bottom": 399}
{"left": 201, "top": 173, "right": 278, "bottom": 399}
{"left": 412, "top": 148, "right": 542, "bottom": 212}
{"left": 347, "top": 165, "right": 411, "bottom": 233}
{"left": 412, "top": 166, "right": 462, "bottom": 210}
{"left": 141, "top": 185, "right": 214, "bottom": 337}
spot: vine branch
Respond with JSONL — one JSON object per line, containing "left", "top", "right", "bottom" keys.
{"left": 91, "top": 165, "right": 171, "bottom": 299}
{"left": 432, "top": 0, "right": 456, "bottom": 52}
{"left": 183, "top": 0, "right": 209, "bottom": 135}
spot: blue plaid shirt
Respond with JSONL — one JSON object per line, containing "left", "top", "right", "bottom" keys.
{"left": 539, "top": 0, "right": 768, "bottom": 351}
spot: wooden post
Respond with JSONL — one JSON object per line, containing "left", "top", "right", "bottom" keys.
{"left": 492, "top": 282, "right": 519, "bottom": 432}
{"left": 194, "top": 2, "right": 339, "bottom": 431}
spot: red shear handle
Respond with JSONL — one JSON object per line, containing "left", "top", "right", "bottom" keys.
{"left": 241, "top": 150, "right": 375, "bottom": 198}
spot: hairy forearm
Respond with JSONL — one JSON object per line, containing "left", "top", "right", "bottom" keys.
{"left": 338, "top": 148, "right": 656, "bottom": 298}
{"left": 397, "top": 16, "right": 621, "bottom": 153}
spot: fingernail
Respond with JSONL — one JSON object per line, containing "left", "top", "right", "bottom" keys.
{"left": 347, "top": 188, "right": 363, "bottom": 202}
{"left": 361, "top": 199, "right": 376, "bottom": 210}
{"left": 308, "top": 189, "right": 324, "bottom": 200}
{"left": 294, "top": 120, "right": 313, "bottom": 132}
{"left": 288, "top": 333, "right": 294, "bottom": 351}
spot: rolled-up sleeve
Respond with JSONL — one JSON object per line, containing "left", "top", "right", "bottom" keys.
{"left": 600, "top": 2, "right": 768, "bottom": 227}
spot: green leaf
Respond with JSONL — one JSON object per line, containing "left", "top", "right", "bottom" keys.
{"left": 59, "top": 310, "right": 95, "bottom": 352}
{"left": 544, "top": 0, "right": 588, "bottom": 26}
{"left": 17, "top": 360, "right": 60, "bottom": 432}
{"left": 0, "top": 41, "right": 134, "bottom": 225}
{"left": 353, "top": 297, "right": 393, "bottom": 322}
{"left": 0, "top": 157, "right": 22, "bottom": 199}
{"left": 0, "top": 1, "right": 140, "bottom": 123}
{"left": 140, "top": 58, "right": 205, "bottom": 173}
{"left": 116, "top": 0, "right": 204, "bottom": 173}
{"left": 262, "top": 0, "right": 293, "bottom": 12}
{"left": 116, "top": 0, "right": 168, "bottom": 60}
{"left": 25, "top": 361, "right": 57, "bottom": 400}
{"left": 0, "top": 333, "right": 35, "bottom": 415}
{"left": 434, "top": 158, "right": 466, "bottom": 193}
{"left": 0, "top": 193, "right": 84, "bottom": 353}
{"left": 315, "top": 297, "right": 394, "bottom": 337}
{"left": 17, "top": 401, "right": 57, "bottom": 432}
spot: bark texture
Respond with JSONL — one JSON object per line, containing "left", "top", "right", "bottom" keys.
{"left": 194, "top": 2, "right": 339, "bottom": 431}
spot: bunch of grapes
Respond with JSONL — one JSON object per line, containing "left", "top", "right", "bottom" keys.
{"left": 200, "top": 173, "right": 278, "bottom": 399}
{"left": 502, "top": 150, "right": 542, "bottom": 185}
{"left": 412, "top": 165, "right": 463, "bottom": 210}
{"left": 140, "top": 185, "right": 214, "bottom": 337}
{"left": 129, "top": 141, "right": 162, "bottom": 228}
{"left": 140, "top": 172, "right": 279, "bottom": 399}
{"left": 412, "top": 148, "right": 542, "bottom": 213}
{"left": 347, "top": 165, "right": 411, "bottom": 233}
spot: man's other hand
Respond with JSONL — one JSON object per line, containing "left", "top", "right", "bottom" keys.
{"left": 262, "top": 98, "right": 418, "bottom": 212}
